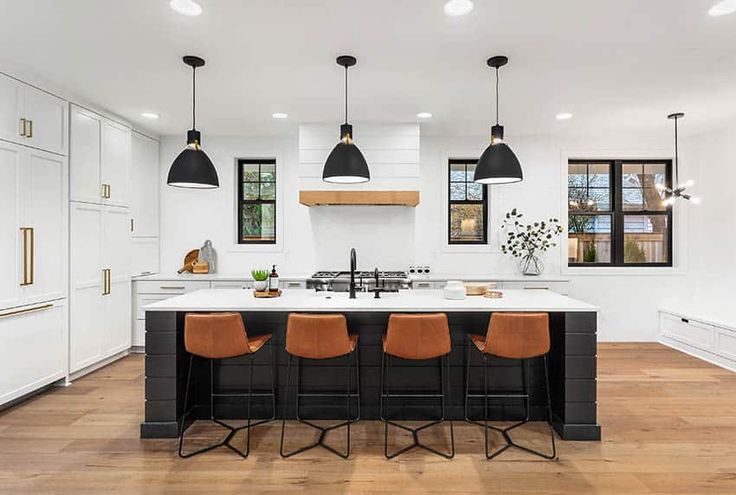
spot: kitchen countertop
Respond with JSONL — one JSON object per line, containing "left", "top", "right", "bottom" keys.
{"left": 133, "top": 272, "right": 569, "bottom": 283}
{"left": 144, "top": 288, "right": 596, "bottom": 313}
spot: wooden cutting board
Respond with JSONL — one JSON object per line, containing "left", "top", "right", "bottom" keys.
{"left": 177, "top": 249, "right": 199, "bottom": 274}
{"left": 253, "top": 290, "right": 282, "bottom": 298}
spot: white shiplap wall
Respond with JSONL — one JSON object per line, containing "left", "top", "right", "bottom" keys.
{"left": 298, "top": 123, "right": 420, "bottom": 190}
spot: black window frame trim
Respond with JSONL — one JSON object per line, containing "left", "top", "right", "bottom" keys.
{"left": 568, "top": 159, "right": 673, "bottom": 268}
{"left": 237, "top": 158, "right": 277, "bottom": 245}
{"left": 448, "top": 158, "right": 488, "bottom": 245}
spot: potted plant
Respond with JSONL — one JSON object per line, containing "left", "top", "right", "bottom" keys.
{"left": 501, "top": 209, "right": 563, "bottom": 276}
{"left": 251, "top": 269, "right": 269, "bottom": 292}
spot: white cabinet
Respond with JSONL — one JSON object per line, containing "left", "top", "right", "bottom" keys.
{"left": 659, "top": 311, "right": 736, "bottom": 372}
{"left": 101, "top": 121, "right": 131, "bottom": 207}
{"left": 131, "top": 238, "right": 159, "bottom": 277}
{"left": 0, "top": 73, "right": 66, "bottom": 155}
{"left": 0, "top": 141, "right": 66, "bottom": 311}
{"left": 69, "top": 104, "right": 131, "bottom": 207}
{"left": 0, "top": 301, "right": 66, "bottom": 405}
{"left": 70, "top": 203, "right": 131, "bottom": 373}
{"left": 130, "top": 131, "right": 159, "bottom": 237}
{"left": 132, "top": 280, "right": 209, "bottom": 348}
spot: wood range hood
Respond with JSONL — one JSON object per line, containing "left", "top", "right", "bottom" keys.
{"left": 299, "top": 190, "right": 420, "bottom": 207}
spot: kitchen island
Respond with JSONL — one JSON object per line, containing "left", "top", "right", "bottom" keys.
{"left": 141, "top": 289, "right": 600, "bottom": 441}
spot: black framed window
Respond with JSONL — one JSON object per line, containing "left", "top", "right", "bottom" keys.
{"left": 238, "top": 159, "right": 276, "bottom": 244}
{"left": 568, "top": 160, "right": 672, "bottom": 266}
{"left": 448, "top": 159, "right": 488, "bottom": 244}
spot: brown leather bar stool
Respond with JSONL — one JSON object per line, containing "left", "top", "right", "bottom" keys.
{"left": 380, "top": 313, "right": 454, "bottom": 459}
{"left": 178, "top": 312, "right": 275, "bottom": 458}
{"left": 280, "top": 313, "right": 360, "bottom": 459}
{"left": 464, "top": 312, "right": 557, "bottom": 460}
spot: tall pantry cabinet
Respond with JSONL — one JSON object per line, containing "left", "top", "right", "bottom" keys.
{"left": 69, "top": 104, "right": 133, "bottom": 374}
{"left": 0, "top": 73, "right": 68, "bottom": 406}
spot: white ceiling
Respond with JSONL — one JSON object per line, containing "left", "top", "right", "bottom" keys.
{"left": 1, "top": 0, "right": 735, "bottom": 138}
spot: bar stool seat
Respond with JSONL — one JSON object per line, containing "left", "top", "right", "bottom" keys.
{"left": 280, "top": 313, "right": 360, "bottom": 459}
{"left": 465, "top": 312, "right": 557, "bottom": 461}
{"left": 179, "top": 312, "right": 276, "bottom": 459}
{"left": 381, "top": 313, "right": 454, "bottom": 459}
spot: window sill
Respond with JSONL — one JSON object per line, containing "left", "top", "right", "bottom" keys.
{"left": 562, "top": 265, "right": 686, "bottom": 277}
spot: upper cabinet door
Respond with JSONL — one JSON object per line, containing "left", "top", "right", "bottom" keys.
{"left": 0, "top": 142, "right": 23, "bottom": 310}
{"left": 69, "top": 105, "right": 102, "bottom": 204}
{"left": 22, "top": 149, "right": 67, "bottom": 305}
{"left": 0, "top": 74, "right": 24, "bottom": 147}
{"left": 23, "top": 86, "right": 67, "bottom": 156}
{"left": 101, "top": 120, "right": 131, "bottom": 207}
{"left": 130, "top": 131, "right": 159, "bottom": 237}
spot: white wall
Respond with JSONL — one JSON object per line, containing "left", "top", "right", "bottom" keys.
{"left": 159, "top": 127, "right": 705, "bottom": 342}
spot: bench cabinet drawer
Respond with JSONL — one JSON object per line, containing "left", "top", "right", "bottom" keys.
{"left": 135, "top": 280, "right": 210, "bottom": 295}
{"left": 660, "top": 313, "right": 715, "bottom": 352}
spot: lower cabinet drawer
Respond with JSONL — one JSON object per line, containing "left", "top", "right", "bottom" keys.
{"left": 661, "top": 313, "right": 716, "bottom": 352}
{"left": 135, "top": 280, "right": 210, "bottom": 295}
{"left": 717, "top": 328, "right": 736, "bottom": 362}
{"left": 503, "top": 281, "right": 569, "bottom": 294}
{"left": 211, "top": 281, "right": 253, "bottom": 290}
{"left": 281, "top": 280, "right": 306, "bottom": 289}
{"left": 412, "top": 281, "right": 435, "bottom": 290}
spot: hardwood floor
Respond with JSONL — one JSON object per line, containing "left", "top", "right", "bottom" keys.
{"left": 1, "top": 343, "right": 735, "bottom": 494}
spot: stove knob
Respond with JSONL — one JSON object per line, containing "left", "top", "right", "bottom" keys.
{"left": 409, "top": 265, "right": 416, "bottom": 274}
{"left": 423, "top": 266, "right": 431, "bottom": 274}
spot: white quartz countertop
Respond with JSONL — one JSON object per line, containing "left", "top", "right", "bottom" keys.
{"left": 133, "top": 272, "right": 569, "bottom": 283}
{"left": 144, "top": 289, "right": 597, "bottom": 313}
{"left": 133, "top": 272, "right": 311, "bottom": 282}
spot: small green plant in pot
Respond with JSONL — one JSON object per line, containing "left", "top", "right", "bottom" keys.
{"left": 251, "top": 269, "right": 269, "bottom": 292}
{"left": 501, "top": 209, "right": 563, "bottom": 276}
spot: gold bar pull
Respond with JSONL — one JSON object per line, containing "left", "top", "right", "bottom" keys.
{"left": 0, "top": 303, "right": 53, "bottom": 320}
{"left": 107, "top": 269, "right": 112, "bottom": 295}
{"left": 20, "top": 118, "right": 26, "bottom": 137}
{"left": 20, "top": 228, "right": 29, "bottom": 286}
{"left": 102, "top": 269, "right": 107, "bottom": 295}
{"left": 101, "top": 184, "right": 106, "bottom": 199}
{"left": 28, "top": 227, "right": 34, "bottom": 285}
{"left": 27, "top": 120, "right": 33, "bottom": 139}
{"left": 106, "top": 183, "right": 111, "bottom": 199}
{"left": 130, "top": 218, "right": 134, "bottom": 232}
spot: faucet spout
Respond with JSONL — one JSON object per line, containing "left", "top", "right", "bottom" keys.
{"left": 349, "top": 248, "right": 357, "bottom": 299}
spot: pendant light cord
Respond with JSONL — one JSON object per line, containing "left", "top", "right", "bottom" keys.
{"left": 344, "top": 65, "right": 349, "bottom": 124}
{"left": 673, "top": 115, "right": 679, "bottom": 187}
{"left": 495, "top": 67, "right": 499, "bottom": 125}
{"left": 192, "top": 66, "right": 196, "bottom": 130}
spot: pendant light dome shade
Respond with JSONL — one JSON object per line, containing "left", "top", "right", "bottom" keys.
{"left": 474, "top": 56, "right": 523, "bottom": 185}
{"left": 167, "top": 56, "right": 219, "bottom": 189}
{"left": 323, "top": 124, "right": 370, "bottom": 183}
{"left": 322, "top": 55, "right": 370, "bottom": 183}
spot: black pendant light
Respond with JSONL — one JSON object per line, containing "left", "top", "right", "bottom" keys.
{"left": 167, "top": 55, "right": 219, "bottom": 189}
{"left": 474, "top": 56, "right": 523, "bottom": 184}
{"left": 659, "top": 113, "right": 699, "bottom": 206}
{"left": 322, "top": 55, "right": 370, "bottom": 183}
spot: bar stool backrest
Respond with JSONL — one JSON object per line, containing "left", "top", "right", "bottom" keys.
{"left": 184, "top": 312, "right": 251, "bottom": 359}
{"left": 385, "top": 313, "right": 451, "bottom": 360}
{"left": 286, "top": 313, "right": 352, "bottom": 359}
{"left": 484, "top": 312, "right": 550, "bottom": 359}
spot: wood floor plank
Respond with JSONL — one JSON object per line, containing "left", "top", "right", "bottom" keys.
{"left": 1, "top": 344, "right": 735, "bottom": 494}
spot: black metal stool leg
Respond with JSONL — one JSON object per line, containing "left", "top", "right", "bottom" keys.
{"left": 465, "top": 343, "right": 558, "bottom": 461}
{"left": 280, "top": 351, "right": 359, "bottom": 459}
{"left": 382, "top": 353, "right": 454, "bottom": 460}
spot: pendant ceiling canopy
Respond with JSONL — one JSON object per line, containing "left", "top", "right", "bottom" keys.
{"left": 167, "top": 55, "right": 219, "bottom": 189}
{"left": 322, "top": 55, "right": 370, "bottom": 184}
{"left": 474, "top": 56, "right": 523, "bottom": 185}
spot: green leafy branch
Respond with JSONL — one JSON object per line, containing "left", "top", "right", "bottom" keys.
{"left": 500, "top": 208, "right": 563, "bottom": 259}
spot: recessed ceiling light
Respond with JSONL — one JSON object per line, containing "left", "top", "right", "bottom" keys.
{"left": 709, "top": 0, "right": 736, "bottom": 16}
{"left": 272, "top": 112, "right": 288, "bottom": 119}
{"left": 170, "top": 0, "right": 202, "bottom": 16}
{"left": 417, "top": 112, "right": 433, "bottom": 119}
{"left": 141, "top": 112, "right": 160, "bottom": 120}
{"left": 444, "top": 0, "right": 474, "bottom": 16}
{"left": 556, "top": 112, "right": 573, "bottom": 121}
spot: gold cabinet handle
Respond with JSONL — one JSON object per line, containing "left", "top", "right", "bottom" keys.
{"left": 27, "top": 120, "right": 33, "bottom": 139}
{"left": 20, "top": 228, "right": 29, "bottom": 286}
{"left": 130, "top": 218, "right": 134, "bottom": 232}
{"left": 102, "top": 269, "right": 108, "bottom": 295}
{"left": 106, "top": 183, "right": 111, "bottom": 199}
{"left": 20, "top": 118, "right": 27, "bottom": 137}
{"left": 0, "top": 303, "right": 53, "bottom": 320}
{"left": 108, "top": 269, "right": 112, "bottom": 294}
{"left": 28, "top": 227, "right": 34, "bottom": 285}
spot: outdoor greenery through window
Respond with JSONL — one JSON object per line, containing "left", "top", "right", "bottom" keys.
{"left": 568, "top": 160, "right": 672, "bottom": 266}
{"left": 238, "top": 159, "right": 276, "bottom": 244}
{"left": 449, "top": 159, "right": 487, "bottom": 244}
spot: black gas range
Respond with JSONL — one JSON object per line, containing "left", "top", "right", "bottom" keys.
{"left": 307, "top": 270, "right": 412, "bottom": 292}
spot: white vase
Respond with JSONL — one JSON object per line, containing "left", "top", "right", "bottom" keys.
{"left": 254, "top": 280, "right": 268, "bottom": 291}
